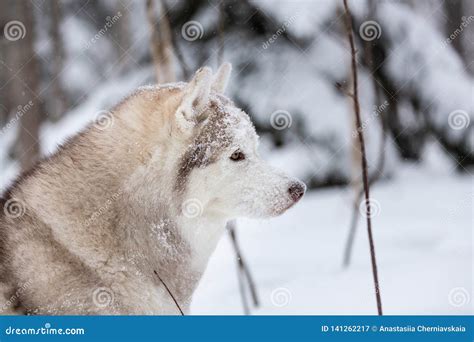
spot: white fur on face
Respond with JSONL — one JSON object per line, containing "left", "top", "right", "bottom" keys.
{"left": 183, "top": 98, "right": 305, "bottom": 220}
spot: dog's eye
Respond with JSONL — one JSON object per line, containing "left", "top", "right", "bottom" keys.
{"left": 230, "top": 150, "right": 245, "bottom": 161}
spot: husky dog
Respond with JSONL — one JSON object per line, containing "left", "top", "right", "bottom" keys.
{"left": 0, "top": 64, "right": 305, "bottom": 315}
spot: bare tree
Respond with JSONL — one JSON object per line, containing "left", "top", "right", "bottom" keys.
{"left": 0, "top": 1, "right": 12, "bottom": 126}
{"left": 49, "top": 0, "right": 69, "bottom": 121}
{"left": 146, "top": 0, "right": 175, "bottom": 83}
{"left": 5, "top": 0, "right": 43, "bottom": 171}
{"left": 116, "top": 1, "right": 132, "bottom": 71}
{"left": 160, "top": 0, "right": 190, "bottom": 80}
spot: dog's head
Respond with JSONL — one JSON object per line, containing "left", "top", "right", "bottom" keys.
{"left": 171, "top": 64, "right": 306, "bottom": 219}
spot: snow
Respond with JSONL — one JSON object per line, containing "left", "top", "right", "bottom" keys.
{"left": 1, "top": 0, "right": 472, "bottom": 316}
{"left": 251, "top": 0, "right": 338, "bottom": 39}
{"left": 191, "top": 157, "right": 473, "bottom": 315}
{"left": 376, "top": 2, "right": 474, "bottom": 144}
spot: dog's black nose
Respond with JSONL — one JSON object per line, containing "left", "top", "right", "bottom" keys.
{"left": 288, "top": 182, "right": 306, "bottom": 202}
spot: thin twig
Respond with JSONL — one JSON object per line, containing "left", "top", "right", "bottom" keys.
{"left": 342, "top": 0, "right": 388, "bottom": 269}
{"left": 228, "top": 221, "right": 260, "bottom": 313}
{"left": 342, "top": 0, "right": 383, "bottom": 315}
{"left": 153, "top": 270, "right": 184, "bottom": 315}
{"left": 343, "top": 88, "right": 387, "bottom": 268}
{"left": 235, "top": 259, "right": 250, "bottom": 315}
{"left": 342, "top": 195, "right": 360, "bottom": 267}
{"left": 240, "top": 256, "right": 260, "bottom": 307}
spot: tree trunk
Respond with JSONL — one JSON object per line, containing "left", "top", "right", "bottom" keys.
{"left": 6, "top": 0, "right": 43, "bottom": 171}
{"left": 49, "top": 0, "right": 69, "bottom": 121}
{"left": 146, "top": 0, "right": 175, "bottom": 83}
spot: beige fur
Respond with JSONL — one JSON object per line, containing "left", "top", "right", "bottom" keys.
{"left": 0, "top": 65, "right": 305, "bottom": 315}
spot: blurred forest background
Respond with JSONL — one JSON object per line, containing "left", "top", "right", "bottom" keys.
{"left": 0, "top": 0, "right": 472, "bottom": 184}
{"left": 0, "top": 0, "right": 472, "bottom": 314}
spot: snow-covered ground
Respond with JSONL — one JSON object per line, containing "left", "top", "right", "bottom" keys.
{"left": 192, "top": 155, "right": 473, "bottom": 315}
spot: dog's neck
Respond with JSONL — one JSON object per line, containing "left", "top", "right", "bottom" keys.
{"left": 118, "top": 189, "right": 227, "bottom": 308}
{"left": 177, "top": 214, "right": 227, "bottom": 271}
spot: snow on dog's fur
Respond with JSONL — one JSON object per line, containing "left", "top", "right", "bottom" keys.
{"left": 0, "top": 64, "right": 305, "bottom": 315}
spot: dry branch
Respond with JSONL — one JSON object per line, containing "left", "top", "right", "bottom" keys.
{"left": 153, "top": 270, "right": 184, "bottom": 315}
{"left": 343, "top": 0, "right": 389, "bottom": 269}
{"left": 228, "top": 221, "right": 260, "bottom": 314}
{"left": 342, "top": 0, "right": 383, "bottom": 315}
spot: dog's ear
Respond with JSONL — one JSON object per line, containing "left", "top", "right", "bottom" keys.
{"left": 212, "top": 62, "right": 232, "bottom": 93}
{"left": 176, "top": 66, "right": 213, "bottom": 132}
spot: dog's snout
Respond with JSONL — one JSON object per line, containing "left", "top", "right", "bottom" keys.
{"left": 288, "top": 182, "right": 306, "bottom": 202}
